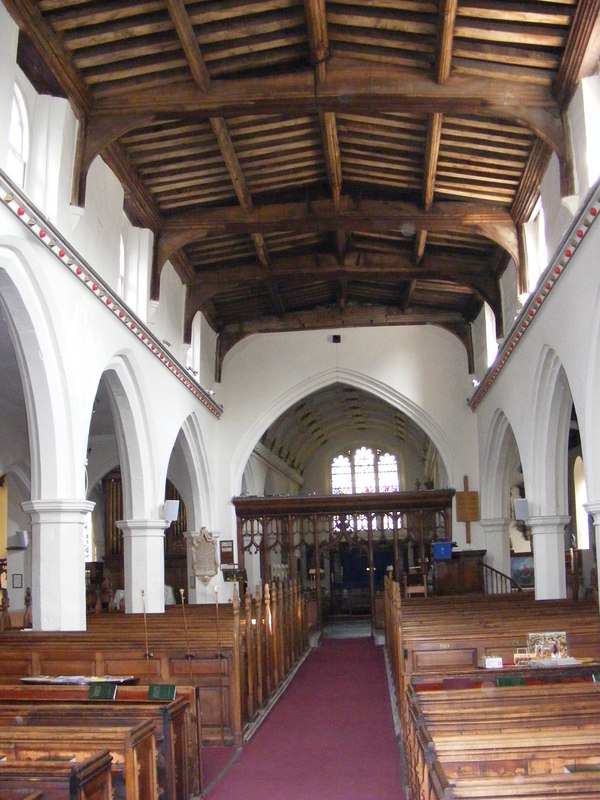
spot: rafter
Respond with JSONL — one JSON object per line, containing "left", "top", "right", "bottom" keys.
{"left": 304, "top": 0, "right": 346, "bottom": 260}
{"left": 164, "top": 0, "right": 285, "bottom": 315}
{"left": 437, "top": 0, "right": 458, "bottom": 84}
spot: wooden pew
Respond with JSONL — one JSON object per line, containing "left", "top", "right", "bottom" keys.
{"left": 0, "top": 580, "right": 309, "bottom": 750}
{"left": 0, "top": 722, "right": 156, "bottom": 800}
{"left": 0, "top": 683, "right": 199, "bottom": 797}
{"left": 0, "top": 698, "right": 190, "bottom": 800}
{"left": 0, "top": 793, "right": 44, "bottom": 800}
{"left": 0, "top": 750, "right": 112, "bottom": 800}
{"left": 404, "top": 677, "right": 600, "bottom": 800}
{"left": 383, "top": 577, "right": 600, "bottom": 717}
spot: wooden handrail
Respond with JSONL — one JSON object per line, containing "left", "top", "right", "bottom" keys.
{"left": 480, "top": 560, "right": 523, "bottom": 594}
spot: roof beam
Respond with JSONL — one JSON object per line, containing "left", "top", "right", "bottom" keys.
{"left": 191, "top": 250, "right": 496, "bottom": 285}
{"left": 437, "top": 0, "right": 458, "bottom": 84}
{"left": 3, "top": 0, "right": 90, "bottom": 111}
{"left": 156, "top": 197, "right": 516, "bottom": 265}
{"left": 92, "top": 59, "right": 564, "bottom": 154}
{"left": 215, "top": 306, "right": 469, "bottom": 380}
{"left": 184, "top": 250, "right": 501, "bottom": 335}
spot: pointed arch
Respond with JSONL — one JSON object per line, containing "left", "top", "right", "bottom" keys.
{"left": 101, "top": 354, "right": 155, "bottom": 519}
{"left": 529, "top": 347, "right": 572, "bottom": 517}
{"left": 165, "top": 414, "right": 213, "bottom": 532}
{"left": 479, "top": 408, "right": 522, "bottom": 519}
{"left": 0, "top": 245, "right": 76, "bottom": 498}
{"left": 230, "top": 368, "right": 454, "bottom": 494}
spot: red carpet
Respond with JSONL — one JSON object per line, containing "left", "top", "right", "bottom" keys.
{"left": 205, "top": 638, "right": 405, "bottom": 799}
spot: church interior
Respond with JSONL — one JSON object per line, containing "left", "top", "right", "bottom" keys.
{"left": 0, "top": 1, "right": 600, "bottom": 797}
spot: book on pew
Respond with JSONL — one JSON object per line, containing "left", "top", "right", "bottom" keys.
{"left": 88, "top": 682, "right": 117, "bottom": 700}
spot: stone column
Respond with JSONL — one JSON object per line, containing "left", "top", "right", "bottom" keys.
{"left": 528, "top": 514, "right": 570, "bottom": 599}
{"left": 117, "top": 519, "right": 169, "bottom": 613}
{"left": 583, "top": 502, "right": 600, "bottom": 610}
{"left": 478, "top": 517, "right": 511, "bottom": 584}
{"left": 22, "top": 498, "right": 95, "bottom": 631}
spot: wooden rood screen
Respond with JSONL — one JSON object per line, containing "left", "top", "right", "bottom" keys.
{"left": 234, "top": 491, "right": 454, "bottom": 623}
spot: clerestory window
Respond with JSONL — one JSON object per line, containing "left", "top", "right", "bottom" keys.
{"left": 7, "top": 85, "right": 29, "bottom": 188}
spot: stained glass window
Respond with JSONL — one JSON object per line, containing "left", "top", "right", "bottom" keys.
{"left": 330, "top": 447, "right": 399, "bottom": 494}
{"left": 331, "top": 454, "right": 352, "bottom": 494}
{"left": 354, "top": 447, "right": 376, "bottom": 493}
{"left": 378, "top": 452, "right": 399, "bottom": 492}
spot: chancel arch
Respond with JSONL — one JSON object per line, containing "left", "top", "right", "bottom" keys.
{"left": 235, "top": 375, "right": 456, "bottom": 625}
{"left": 230, "top": 368, "right": 454, "bottom": 497}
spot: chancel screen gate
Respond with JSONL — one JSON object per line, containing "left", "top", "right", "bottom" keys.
{"left": 233, "top": 491, "right": 454, "bottom": 628}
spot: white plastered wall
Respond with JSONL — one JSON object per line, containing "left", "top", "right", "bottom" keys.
{"left": 474, "top": 75, "right": 600, "bottom": 599}
{"left": 214, "top": 325, "right": 482, "bottom": 564}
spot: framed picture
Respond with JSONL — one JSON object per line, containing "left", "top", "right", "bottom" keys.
{"left": 12, "top": 573, "right": 22, "bottom": 589}
{"left": 511, "top": 555, "right": 534, "bottom": 589}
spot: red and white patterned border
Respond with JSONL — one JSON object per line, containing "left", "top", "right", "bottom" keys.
{"left": 1, "top": 171, "right": 222, "bottom": 419}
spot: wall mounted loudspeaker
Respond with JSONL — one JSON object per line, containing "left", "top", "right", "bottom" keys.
{"left": 163, "top": 500, "right": 180, "bottom": 523}
{"left": 513, "top": 498, "right": 529, "bottom": 522}
{"left": 14, "top": 531, "right": 28, "bottom": 549}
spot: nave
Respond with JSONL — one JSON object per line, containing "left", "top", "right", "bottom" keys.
{"left": 203, "top": 623, "right": 405, "bottom": 800}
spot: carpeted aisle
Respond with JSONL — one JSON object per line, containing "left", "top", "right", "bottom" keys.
{"left": 205, "top": 637, "right": 405, "bottom": 799}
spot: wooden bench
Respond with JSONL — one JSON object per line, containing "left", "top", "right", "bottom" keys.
{"left": 0, "top": 792, "right": 43, "bottom": 800}
{"left": 0, "top": 581, "right": 309, "bottom": 750}
{"left": 0, "top": 696, "right": 190, "bottom": 799}
{"left": 427, "top": 756, "right": 600, "bottom": 800}
{"left": 0, "top": 722, "right": 156, "bottom": 800}
{"left": 0, "top": 750, "right": 111, "bottom": 800}
{"left": 383, "top": 579, "right": 600, "bottom": 712}
{"left": 404, "top": 677, "right": 600, "bottom": 800}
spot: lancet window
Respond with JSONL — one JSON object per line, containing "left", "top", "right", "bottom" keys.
{"left": 7, "top": 84, "right": 28, "bottom": 188}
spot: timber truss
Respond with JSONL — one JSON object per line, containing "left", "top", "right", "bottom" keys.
{"left": 5, "top": 0, "right": 600, "bottom": 377}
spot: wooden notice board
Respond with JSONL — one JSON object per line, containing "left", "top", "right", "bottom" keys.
{"left": 456, "top": 477, "right": 479, "bottom": 544}
{"left": 455, "top": 490, "right": 480, "bottom": 522}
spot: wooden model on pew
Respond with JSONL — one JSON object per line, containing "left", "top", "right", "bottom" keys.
{"left": 514, "top": 631, "right": 571, "bottom": 665}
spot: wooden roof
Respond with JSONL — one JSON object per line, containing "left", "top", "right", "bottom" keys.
{"left": 6, "top": 0, "right": 600, "bottom": 378}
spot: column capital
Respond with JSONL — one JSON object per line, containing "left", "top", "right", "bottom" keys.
{"left": 22, "top": 499, "right": 95, "bottom": 521}
{"left": 528, "top": 515, "right": 570, "bottom": 535}
{"left": 583, "top": 502, "right": 600, "bottom": 523}
{"left": 116, "top": 519, "right": 169, "bottom": 537}
{"left": 478, "top": 517, "right": 509, "bottom": 531}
